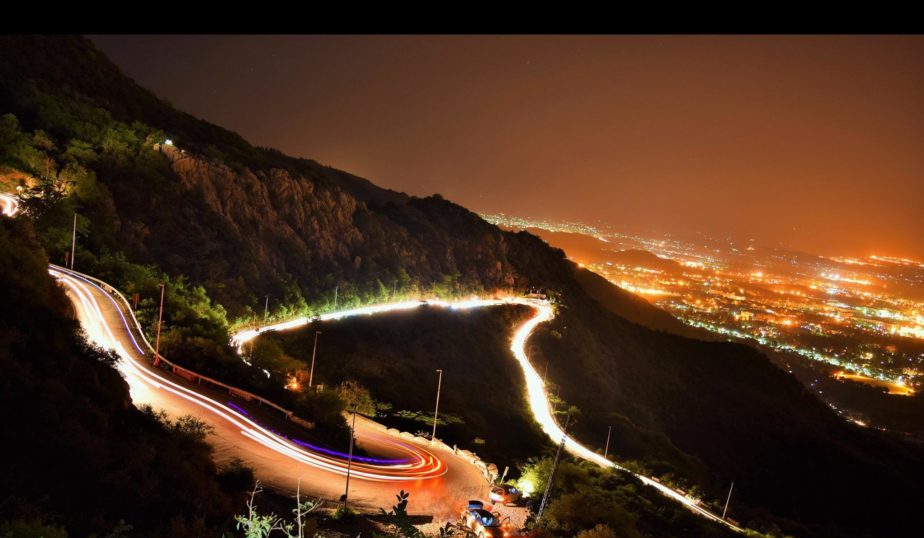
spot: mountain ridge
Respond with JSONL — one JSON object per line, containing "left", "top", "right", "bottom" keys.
{"left": 2, "top": 35, "right": 923, "bottom": 538}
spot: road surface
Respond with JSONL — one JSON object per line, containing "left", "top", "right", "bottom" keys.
{"left": 50, "top": 266, "right": 487, "bottom": 520}
{"left": 237, "top": 297, "right": 744, "bottom": 532}
{"left": 2, "top": 190, "right": 742, "bottom": 531}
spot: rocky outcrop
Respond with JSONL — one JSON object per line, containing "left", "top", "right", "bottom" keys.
{"left": 154, "top": 145, "right": 526, "bottom": 312}
{"left": 167, "top": 146, "right": 360, "bottom": 264}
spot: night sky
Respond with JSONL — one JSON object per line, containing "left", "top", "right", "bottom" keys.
{"left": 89, "top": 35, "right": 924, "bottom": 258}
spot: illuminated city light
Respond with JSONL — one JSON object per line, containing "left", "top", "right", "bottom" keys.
{"left": 870, "top": 255, "right": 924, "bottom": 268}
{"left": 233, "top": 291, "right": 743, "bottom": 531}
{"left": 484, "top": 212, "right": 924, "bottom": 395}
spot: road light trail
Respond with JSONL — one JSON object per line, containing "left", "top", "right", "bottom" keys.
{"left": 236, "top": 296, "right": 744, "bottom": 532}
{"left": 3, "top": 190, "right": 741, "bottom": 528}
{"left": 508, "top": 302, "right": 745, "bottom": 532}
{"left": 1, "top": 193, "right": 485, "bottom": 515}
{"left": 0, "top": 192, "right": 19, "bottom": 217}
{"left": 50, "top": 266, "right": 451, "bottom": 482}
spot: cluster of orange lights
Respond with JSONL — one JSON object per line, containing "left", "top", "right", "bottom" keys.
{"left": 578, "top": 246, "right": 923, "bottom": 394}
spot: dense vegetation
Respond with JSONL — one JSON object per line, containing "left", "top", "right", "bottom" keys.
{"left": 534, "top": 281, "right": 924, "bottom": 537}
{"left": 767, "top": 346, "right": 924, "bottom": 436}
{"left": 264, "top": 304, "right": 550, "bottom": 466}
{"left": 0, "top": 218, "right": 253, "bottom": 536}
{"left": 2, "top": 35, "right": 924, "bottom": 538}
{"left": 0, "top": 35, "right": 555, "bottom": 322}
{"left": 516, "top": 456, "right": 737, "bottom": 538}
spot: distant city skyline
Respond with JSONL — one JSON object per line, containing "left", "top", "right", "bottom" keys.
{"left": 91, "top": 35, "right": 924, "bottom": 259}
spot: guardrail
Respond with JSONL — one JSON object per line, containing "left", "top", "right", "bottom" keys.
{"left": 50, "top": 264, "right": 312, "bottom": 427}
{"left": 232, "top": 296, "right": 511, "bottom": 485}
{"left": 55, "top": 263, "right": 501, "bottom": 484}
{"left": 371, "top": 421, "right": 497, "bottom": 484}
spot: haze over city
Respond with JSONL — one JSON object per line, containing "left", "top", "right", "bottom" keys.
{"left": 3, "top": 34, "right": 924, "bottom": 538}
{"left": 91, "top": 35, "right": 924, "bottom": 259}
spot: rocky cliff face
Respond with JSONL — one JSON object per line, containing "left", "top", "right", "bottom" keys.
{"left": 150, "top": 144, "right": 524, "bottom": 313}
{"left": 0, "top": 35, "right": 552, "bottom": 315}
{"left": 6, "top": 36, "right": 924, "bottom": 538}
{"left": 167, "top": 146, "right": 360, "bottom": 265}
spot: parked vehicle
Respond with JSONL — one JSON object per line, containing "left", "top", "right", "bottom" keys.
{"left": 489, "top": 485, "right": 521, "bottom": 505}
{"left": 460, "top": 501, "right": 509, "bottom": 538}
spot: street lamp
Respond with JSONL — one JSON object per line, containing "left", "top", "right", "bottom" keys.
{"left": 263, "top": 295, "right": 269, "bottom": 326}
{"left": 70, "top": 211, "right": 77, "bottom": 270}
{"left": 154, "top": 283, "right": 166, "bottom": 367}
{"left": 431, "top": 369, "right": 443, "bottom": 444}
{"left": 604, "top": 425, "right": 612, "bottom": 460}
{"left": 308, "top": 330, "right": 321, "bottom": 388}
{"left": 342, "top": 410, "right": 357, "bottom": 507}
{"left": 538, "top": 414, "right": 572, "bottom": 521}
{"left": 722, "top": 482, "right": 735, "bottom": 520}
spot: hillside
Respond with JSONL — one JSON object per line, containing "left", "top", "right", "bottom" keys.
{"left": 532, "top": 292, "right": 924, "bottom": 537}
{"left": 517, "top": 228, "right": 705, "bottom": 339}
{"left": 608, "top": 249, "right": 681, "bottom": 272}
{"left": 2, "top": 36, "right": 924, "bottom": 538}
{"left": 0, "top": 218, "right": 252, "bottom": 536}
{"left": 0, "top": 35, "right": 547, "bottom": 317}
{"left": 266, "top": 304, "right": 549, "bottom": 465}
{"left": 573, "top": 266, "right": 708, "bottom": 339}
{"left": 520, "top": 227, "right": 616, "bottom": 266}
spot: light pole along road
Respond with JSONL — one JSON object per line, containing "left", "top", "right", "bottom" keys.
{"left": 2, "top": 191, "right": 743, "bottom": 531}
{"left": 234, "top": 298, "right": 745, "bottom": 533}
{"left": 47, "top": 265, "right": 487, "bottom": 520}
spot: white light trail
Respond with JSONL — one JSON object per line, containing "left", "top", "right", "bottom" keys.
{"left": 237, "top": 296, "right": 744, "bottom": 532}
{"left": 50, "top": 267, "right": 447, "bottom": 482}
{"left": 0, "top": 192, "right": 20, "bottom": 217}
{"left": 0, "top": 193, "right": 743, "bottom": 529}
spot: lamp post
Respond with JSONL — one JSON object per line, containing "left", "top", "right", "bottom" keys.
{"left": 70, "top": 212, "right": 77, "bottom": 270}
{"left": 431, "top": 369, "right": 443, "bottom": 444}
{"left": 154, "top": 283, "right": 165, "bottom": 366}
{"left": 263, "top": 295, "right": 269, "bottom": 326}
{"left": 308, "top": 331, "right": 321, "bottom": 388}
{"left": 722, "top": 481, "right": 735, "bottom": 520}
{"left": 342, "top": 410, "right": 356, "bottom": 507}
{"left": 537, "top": 414, "right": 572, "bottom": 521}
{"left": 604, "top": 425, "right": 612, "bottom": 460}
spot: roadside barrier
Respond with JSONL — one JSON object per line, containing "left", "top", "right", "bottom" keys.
{"left": 51, "top": 263, "right": 500, "bottom": 484}
{"left": 50, "top": 264, "right": 311, "bottom": 427}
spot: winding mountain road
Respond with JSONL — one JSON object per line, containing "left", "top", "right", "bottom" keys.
{"left": 2, "top": 191, "right": 742, "bottom": 531}
{"left": 235, "top": 296, "right": 743, "bottom": 531}
{"left": 50, "top": 265, "right": 486, "bottom": 519}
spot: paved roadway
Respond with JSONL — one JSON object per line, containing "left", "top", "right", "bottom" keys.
{"left": 51, "top": 266, "right": 487, "bottom": 521}
{"left": 1, "top": 190, "right": 742, "bottom": 531}
{"left": 238, "top": 297, "right": 744, "bottom": 532}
